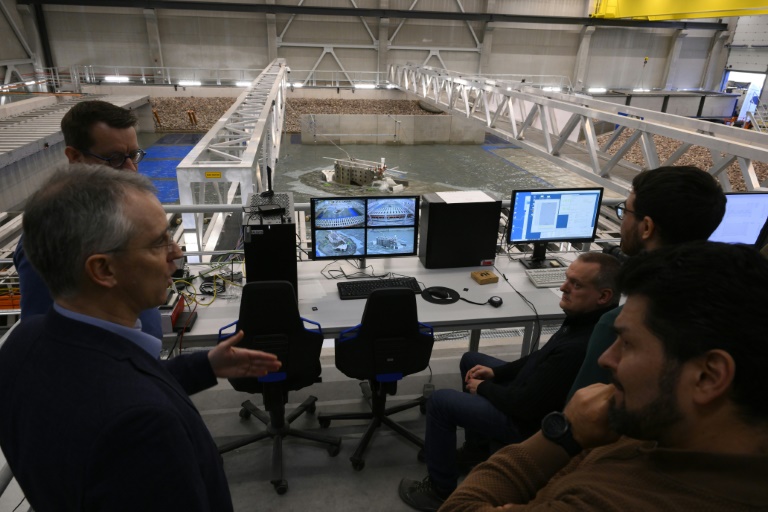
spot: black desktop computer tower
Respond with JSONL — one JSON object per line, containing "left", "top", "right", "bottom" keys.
{"left": 418, "top": 192, "right": 502, "bottom": 269}
{"left": 243, "top": 192, "right": 298, "bottom": 299}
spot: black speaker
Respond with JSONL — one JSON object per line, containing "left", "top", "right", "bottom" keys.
{"left": 243, "top": 223, "right": 298, "bottom": 299}
{"left": 418, "top": 192, "right": 502, "bottom": 269}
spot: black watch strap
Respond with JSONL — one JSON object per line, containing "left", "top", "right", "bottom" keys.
{"left": 541, "top": 411, "right": 582, "bottom": 457}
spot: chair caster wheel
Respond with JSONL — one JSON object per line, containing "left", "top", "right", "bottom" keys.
{"left": 239, "top": 408, "right": 251, "bottom": 419}
{"left": 351, "top": 458, "right": 365, "bottom": 471}
{"left": 417, "top": 448, "right": 426, "bottom": 463}
{"left": 328, "top": 443, "right": 341, "bottom": 457}
{"left": 307, "top": 402, "right": 317, "bottom": 414}
{"left": 318, "top": 418, "right": 331, "bottom": 428}
{"left": 273, "top": 480, "right": 288, "bottom": 495}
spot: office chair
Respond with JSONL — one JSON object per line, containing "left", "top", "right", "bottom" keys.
{"left": 317, "top": 287, "right": 434, "bottom": 471}
{"left": 217, "top": 281, "right": 341, "bottom": 494}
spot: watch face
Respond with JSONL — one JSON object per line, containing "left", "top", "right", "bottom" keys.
{"left": 543, "top": 412, "right": 568, "bottom": 438}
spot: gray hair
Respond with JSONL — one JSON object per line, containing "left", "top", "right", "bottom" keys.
{"left": 576, "top": 251, "right": 621, "bottom": 306}
{"left": 22, "top": 163, "right": 156, "bottom": 299}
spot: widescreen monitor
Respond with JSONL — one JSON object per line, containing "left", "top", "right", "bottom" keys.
{"left": 708, "top": 191, "right": 768, "bottom": 248}
{"left": 508, "top": 187, "right": 604, "bottom": 268}
{"left": 310, "top": 196, "right": 420, "bottom": 263}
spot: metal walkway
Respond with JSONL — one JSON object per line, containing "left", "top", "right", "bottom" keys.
{"left": 176, "top": 59, "right": 288, "bottom": 261}
{"left": 390, "top": 64, "right": 768, "bottom": 194}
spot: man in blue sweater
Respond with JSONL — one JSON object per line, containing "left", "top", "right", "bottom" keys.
{"left": 400, "top": 252, "right": 621, "bottom": 512}
{"left": 13, "top": 100, "right": 163, "bottom": 337}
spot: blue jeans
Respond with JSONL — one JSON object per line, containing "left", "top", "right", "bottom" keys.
{"left": 425, "top": 352, "right": 523, "bottom": 491}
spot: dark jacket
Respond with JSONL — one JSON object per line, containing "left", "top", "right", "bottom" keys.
{"left": 0, "top": 310, "right": 232, "bottom": 512}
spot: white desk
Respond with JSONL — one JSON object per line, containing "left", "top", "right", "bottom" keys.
{"left": 174, "top": 256, "right": 567, "bottom": 355}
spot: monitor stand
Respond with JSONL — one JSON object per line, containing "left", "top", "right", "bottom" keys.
{"left": 519, "top": 242, "right": 563, "bottom": 269}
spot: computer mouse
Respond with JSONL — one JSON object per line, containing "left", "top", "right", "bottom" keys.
{"left": 488, "top": 296, "right": 503, "bottom": 308}
{"left": 430, "top": 288, "right": 450, "bottom": 300}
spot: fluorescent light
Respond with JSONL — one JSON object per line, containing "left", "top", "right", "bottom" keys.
{"left": 386, "top": 84, "right": 398, "bottom": 89}
{"left": 588, "top": 87, "right": 607, "bottom": 93}
{"left": 354, "top": 84, "right": 376, "bottom": 89}
{"left": 104, "top": 75, "right": 130, "bottom": 83}
{"left": 25, "top": 81, "right": 36, "bottom": 85}
{"left": 506, "top": 87, "right": 512, "bottom": 91}
{"left": 235, "top": 81, "right": 251, "bottom": 87}
{"left": 291, "top": 82, "right": 304, "bottom": 88}
{"left": 178, "top": 80, "right": 201, "bottom": 86}
{"left": 633, "top": 88, "right": 650, "bottom": 92}
{"left": 542, "top": 86, "right": 561, "bottom": 92}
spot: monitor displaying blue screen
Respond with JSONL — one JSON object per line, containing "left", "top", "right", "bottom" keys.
{"left": 310, "top": 196, "right": 420, "bottom": 260}
{"left": 708, "top": 192, "right": 768, "bottom": 247}
{"left": 508, "top": 187, "right": 604, "bottom": 268}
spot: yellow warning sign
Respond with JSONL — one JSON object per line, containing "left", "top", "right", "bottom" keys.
{"left": 205, "top": 172, "right": 222, "bottom": 179}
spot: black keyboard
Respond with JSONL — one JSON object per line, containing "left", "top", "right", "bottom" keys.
{"left": 337, "top": 277, "right": 422, "bottom": 300}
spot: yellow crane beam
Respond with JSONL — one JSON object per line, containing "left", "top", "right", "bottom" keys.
{"left": 592, "top": 0, "right": 768, "bottom": 20}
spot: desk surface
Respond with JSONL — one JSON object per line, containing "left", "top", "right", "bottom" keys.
{"left": 181, "top": 255, "right": 567, "bottom": 343}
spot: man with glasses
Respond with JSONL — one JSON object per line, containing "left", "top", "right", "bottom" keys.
{"left": 0, "top": 165, "right": 282, "bottom": 511}
{"left": 567, "top": 165, "right": 726, "bottom": 396}
{"left": 13, "top": 100, "right": 161, "bottom": 337}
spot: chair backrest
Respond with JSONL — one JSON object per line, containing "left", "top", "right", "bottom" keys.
{"left": 335, "top": 287, "right": 434, "bottom": 381}
{"left": 227, "top": 280, "right": 323, "bottom": 394}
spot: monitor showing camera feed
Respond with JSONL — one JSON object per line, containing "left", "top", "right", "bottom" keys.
{"left": 508, "top": 187, "right": 604, "bottom": 268}
{"left": 310, "top": 196, "right": 420, "bottom": 260}
{"left": 708, "top": 192, "right": 768, "bottom": 248}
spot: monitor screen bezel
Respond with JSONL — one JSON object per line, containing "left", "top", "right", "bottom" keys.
{"left": 507, "top": 187, "right": 605, "bottom": 246}
{"left": 309, "top": 195, "right": 421, "bottom": 261}
{"left": 709, "top": 191, "right": 768, "bottom": 248}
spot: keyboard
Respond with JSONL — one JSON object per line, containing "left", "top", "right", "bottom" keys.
{"left": 525, "top": 267, "right": 568, "bottom": 288}
{"left": 337, "top": 277, "right": 422, "bottom": 300}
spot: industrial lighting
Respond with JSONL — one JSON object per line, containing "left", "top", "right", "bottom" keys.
{"left": 178, "top": 80, "right": 201, "bottom": 86}
{"left": 104, "top": 76, "right": 130, "bottom": 83}
{"left": 588, "top": 87, "right": 607, "bottom": 93}
{"left": 291, "top": 82, "right": 304, "bottom": 88}
{"left": 386, "top": 84, "right": 398, "bottom": 89}
{"left": 542, "top": 87, "right": 561, "bottom": 92}
{"left": 235, "top": 81, "right": 251, "bottom": 87}
{"left": 25, "top": 81, "right": 36, "bottom": 85}
{"left": 354, "top": 84, "right": 376, "bottom": 89}
{"left": 633, "top": 88, "right": 650, "bottom": 92}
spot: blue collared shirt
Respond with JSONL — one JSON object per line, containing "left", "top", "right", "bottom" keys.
{"left": 53, "top": 303, "right": 162, "bottom": 359}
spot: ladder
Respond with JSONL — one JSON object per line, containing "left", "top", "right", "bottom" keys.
{"left": 748, "top": 102, "right": 768, "bottom": 132}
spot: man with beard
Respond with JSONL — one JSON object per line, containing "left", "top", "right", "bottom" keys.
{"left": 440, "top": 242, "right": 768, "bottom": 511}
{"left": 567, "top": 166, "right": 725, "bottom": 396}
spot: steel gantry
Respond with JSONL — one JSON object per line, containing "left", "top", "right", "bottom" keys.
{"left": 176, "top": 58, "right": 288, "bottom": 262}
{"left": 390, "top": 63, "right": 768, "bottom": 195}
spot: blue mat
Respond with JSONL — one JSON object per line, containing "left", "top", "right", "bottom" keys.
{"left": 140, "top": 160, "right": 179, "bottom": 179}
{"left": 145, "top": 145, "right": 194, "bottom": 159}
{"left": 152, "top": 180, "right": 179, "bottom": 204}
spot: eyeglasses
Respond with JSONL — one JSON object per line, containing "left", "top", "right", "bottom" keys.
{"left": 612, "top": 201, "right": 640, "bottom": 220}
{"left": 82, "top": 148, "right": 146, "bottom": 169}
{"left": 103, "top": 232, "right": 179, "bottom": 255}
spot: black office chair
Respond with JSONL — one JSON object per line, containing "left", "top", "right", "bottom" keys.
{"left": 217, "top": 281, "right": 341, "bottom": 494}
{"left": 317, "top": 287, "right": 434, "bottom": 471}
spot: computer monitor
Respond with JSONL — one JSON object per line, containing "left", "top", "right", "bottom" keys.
{"left": 508, "top": 187, "right": 604, "bottom": 269}
{"left": 708, "top": 191, "right": 768, "bottom": 248}
{"left": 310, "top": 196, "right": 420, "bottom": 264}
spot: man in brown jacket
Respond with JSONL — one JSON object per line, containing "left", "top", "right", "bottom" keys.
{"left": 441, "top": 242, "right": 768, "bottom": 512}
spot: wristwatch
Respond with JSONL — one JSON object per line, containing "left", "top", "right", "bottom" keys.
{"left": 541, "top": 411, "right": 582, "bottom": 457}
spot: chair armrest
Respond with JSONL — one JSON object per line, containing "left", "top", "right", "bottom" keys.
{"left": 418, "top": 322, "right": 434, "bottom": 337}
{"left": 338, "top": 324, "right": 362, "bottom": 343}
{"left": 217, "top": 320, "right": 239, "bottom": 343}
{"left": 300, "top": 316, "right": 323, "bottom": 335}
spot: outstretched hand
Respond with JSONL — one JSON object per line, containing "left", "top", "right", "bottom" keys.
{"left": 208, "top": 330, "right": 282, "bottom": 379}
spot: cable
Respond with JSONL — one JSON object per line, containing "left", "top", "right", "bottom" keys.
{"left": 11, "top": 497, "right": 26, "bottom": 512}
{"left": 494, "top": 264, "right": 542, "bottom": 351}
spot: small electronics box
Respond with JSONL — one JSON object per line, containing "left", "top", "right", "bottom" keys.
{"left": 471, "top": 270, "right": 499, "bottom": 285}
{"left": 159, "top": 292, "right": 185, "bottom": 334}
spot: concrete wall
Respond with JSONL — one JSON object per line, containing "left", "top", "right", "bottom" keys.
{"left": 0, "top": 95, "right": 58, "bottom": 119}
{"left": 300, "top": 114, "right": 484, "bottom": 145}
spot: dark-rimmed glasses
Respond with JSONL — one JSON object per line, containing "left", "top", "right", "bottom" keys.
{"left": 82, "top": 148, "right": 146, "bottom": 169}
{"left": 612, "top": 201, "right": 639, "bottom": 220}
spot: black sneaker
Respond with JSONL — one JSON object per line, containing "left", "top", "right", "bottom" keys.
{"left": 398, "top": 476, "right": 452, "bottom": 512}
{"left": 456, "top": 443, "right": 489, "bottom": 473}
